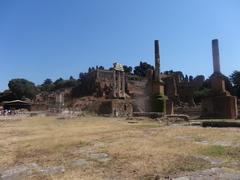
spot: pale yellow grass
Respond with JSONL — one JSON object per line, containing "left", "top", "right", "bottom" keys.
{"left": 1, "top": 116, "right": 240, "bottom": 179}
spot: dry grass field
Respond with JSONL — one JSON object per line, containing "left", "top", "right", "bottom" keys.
{"left": 1, "top": 116, "right": 240, "bottom": 179}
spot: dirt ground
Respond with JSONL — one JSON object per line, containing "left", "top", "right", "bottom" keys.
{"left": 1, "top": 116, "right": 240, "bottom": 180}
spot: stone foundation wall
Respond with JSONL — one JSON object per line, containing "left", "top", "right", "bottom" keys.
{"left": 112, "top": 99, "right": 133, "bottom": 117}
{"left": 175, "top": 106, "right": 201, "bottom": 117}
{"left": 98, "top": 101, "right": 112, "bottom": 115}
{"left": 201, "top": 96, "right": 238, "bottom": 119}
{"left": 98, "top": 99, "right": 133, "bottom": 117}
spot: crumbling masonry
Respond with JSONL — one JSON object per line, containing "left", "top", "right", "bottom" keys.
{"left": 201, "top": 39, "right": 238, "bottom": 119}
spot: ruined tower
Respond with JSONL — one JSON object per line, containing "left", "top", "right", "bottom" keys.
{"left": 201, "top": 39, "right": 238, "bottom": 119}
{"left": 210, "top": 39, "right": 227, "bottom": 94}
{"left": 212, "top": 39, "right": 221, "bottom": 74}
{"left": 152, "top": 40, "right": 164, "bottom": 95}
{"left": 150, "top": 40, "right": 173, "bottom": 114}
{"left": 154, "top": 40, "right": 160, "bottom": 82}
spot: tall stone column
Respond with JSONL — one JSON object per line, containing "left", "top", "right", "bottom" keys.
{"left": 154, "top": 40, "right": 160, "bottom": 81}
{"left": 113, "top": 70, "right": 116, "bottom": 98}
{"left": 212, "top": 39, "right": 221, "bottom": 73}
{"left": 118, "top": 71, "right": 121, "bottom": 97}
{"left": 122, "top": 72, "right": 125, "bottom": 98}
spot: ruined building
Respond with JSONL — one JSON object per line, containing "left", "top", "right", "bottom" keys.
{"left": 162, "top": 72, "right": 205, "bottom": 106}
{"left": 201, "top": 39, "right": 238, "bottom": 119}
{"left": 31, "top": 38, "right": 239, "bottom": 118}
{"left": 74, "top": 63, "right": 133, "bottom": 116}
{"left": 72, "top": 40, "right": 175, "bottom": 116}
{"left": 78, "top": 63, "right": 126, "bottom": 99}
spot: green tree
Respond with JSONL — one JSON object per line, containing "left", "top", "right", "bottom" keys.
{"left": 40, "top": 78, "right": 54, "bottom": 92}
{"left": 123, "top": 65, "right": 133, "bottom": 74}
{"left": 54, "top": 78, "right": 64, "bottom": 85}
{"left": 8, "top": 79, "right": 37, "bottom": 100}
{"left": 230, "top": 70, "right": 240, "bottom": 97}
{"left": 53, "top": 78, "right": 78, "bottom": 90}
{"left": 0, "top": 90, "right": 15, "bottom": 102}
{"left": 98, "top": 66, "right": 105, "bottom": 70}
{"left": 193, "top": 88, "right": 211, "bottom": 104}
{"left": 134, "top": 61, "right": 154, "bottom": 77}
{"left": 69, "top": 76, "right": 75, "bottom": 80}
{"left": 230, "top": 71, "right": 240, "bottom": 88}
{"left": 43, "top": 78, "right": 53, "bottom": 85}
{"left": 223, "top": 75, "right": 234, "bottom": 94}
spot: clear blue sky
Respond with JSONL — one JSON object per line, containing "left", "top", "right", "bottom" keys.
{"left": 0, "top": 0, "right": 240, "bottom": 91}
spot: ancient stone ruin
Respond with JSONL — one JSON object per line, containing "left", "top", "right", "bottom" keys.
{"left": 147, "top": 40, "right": 173, "bottom": 114}
{"left": 69, "top": 40, "right": 175, "bottom": 116}
{"left": 29, "top": 39, "right": 239, "bottom": 119}
{"left": 97, "top": 63, "right": 133, "bottom": 117}
{"left": 162, "top": 72, "right": 205, "bottom": 107}
{"left": 201, "top": 39, "right": 238, "bottom": 119}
